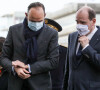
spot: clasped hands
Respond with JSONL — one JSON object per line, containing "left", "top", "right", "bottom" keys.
{"left": 12, "top": 60, "right": 31, "bottom": 79}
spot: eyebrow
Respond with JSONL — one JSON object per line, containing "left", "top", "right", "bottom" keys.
{"left": 76, "top": 20, "right": 86, "bottom": 23}
{"left": 29, "top": 19, "right": 43, "bottom": 22}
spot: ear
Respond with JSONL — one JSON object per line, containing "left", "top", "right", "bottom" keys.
{"left": 92, "top": 18, "right": 96, "bottom": 25}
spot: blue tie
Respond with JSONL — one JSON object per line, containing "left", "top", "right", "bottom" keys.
{"left": 76, "top": 45, "right": 82, "bottom": 60}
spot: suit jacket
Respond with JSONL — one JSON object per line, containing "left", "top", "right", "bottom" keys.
{"left": 22, "top": 45, "right": 67, "bottom": 90}
{"left": 64, "top": 26, "right": 100, "bottom": 90}
{"left": 0, "top": 23, "right": 59, "bottom": 90}
{"left": 51, "top": 45, "right": 67, "bottom": 90}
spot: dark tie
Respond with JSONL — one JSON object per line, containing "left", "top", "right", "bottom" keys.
{"left": 76, "top": 44, "right": 82, "bottom": 60}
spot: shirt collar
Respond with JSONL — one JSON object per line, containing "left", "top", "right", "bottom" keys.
{"left": 87, "top": 26, "right": 98, "bottom": 40}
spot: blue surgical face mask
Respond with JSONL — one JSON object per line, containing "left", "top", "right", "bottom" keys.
{"left": 28, "top": 20, "right": 43, "bottom": 31}
{"left": 76, "top": 24, "right": 90, "bottom": 36}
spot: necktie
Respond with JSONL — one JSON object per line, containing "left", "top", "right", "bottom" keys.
{"left": 76, "top": 44, "right": 82, "bottom": 60}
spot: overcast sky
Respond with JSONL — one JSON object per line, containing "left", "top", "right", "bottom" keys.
{"left": 0, "top": 0, "right": 100, "bottom": 16}
{"left": 0, "top": 0, "right": 69, "bottom": 16}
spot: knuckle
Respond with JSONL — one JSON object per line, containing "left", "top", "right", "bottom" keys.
{"left": 18, "top": 73, "right": 20, "bottom": 76}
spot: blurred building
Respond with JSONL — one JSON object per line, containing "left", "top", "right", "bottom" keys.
{"left": 0, "top": 3, "right": 100, "bottom": 46}
{"left": 46, "top": 3, "right": 100, "bottom": 47}
{"left": 0, "top": 12, "right": 25, "bottom": 31}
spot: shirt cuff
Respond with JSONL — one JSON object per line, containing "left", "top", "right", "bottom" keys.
{"left": 12, "top": 66, "right": 16, "bottom": 75}
{"left": 82, "top": 44, "right": 89, "bottom": 51}
{"left": 28, "top": 64, "right": 31, "bottom": 73}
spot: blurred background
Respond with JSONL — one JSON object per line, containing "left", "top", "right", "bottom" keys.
{"left": 0, "top": 0, "right": 100, "bottom": 47}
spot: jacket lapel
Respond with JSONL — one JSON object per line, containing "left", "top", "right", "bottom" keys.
{"left": 70, "top": 32, "right": 80, "bottom": 68}
{"left": 89, "top": 26, "right": 100, "bottom": 47}
{"left": 72, "top": 32, "right": 78, "bottom": 57}
{"left": 37, "top": 25, "right": 47, "bottom": 45}
{"left": 20, "top": 24, "right": 25, "bottom": 45}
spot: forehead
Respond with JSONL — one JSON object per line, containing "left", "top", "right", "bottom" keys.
{"left": 28, "top": 7, "right": 44, "bottom": 17}
{"left": 76, "top": 10, "right": 89, "bottom": 20}
{"left": 27, "top": 7, "right": 45, "bottom": 21}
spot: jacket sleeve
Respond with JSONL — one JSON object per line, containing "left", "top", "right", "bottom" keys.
{"left": 30, "top": 30, "right": 59, "bottom": 75}
{"left": 82, "top": 45, "right": 100, "bottom": 69}
{"left": 0, "top": 26, "right": 13, "bottom": 73}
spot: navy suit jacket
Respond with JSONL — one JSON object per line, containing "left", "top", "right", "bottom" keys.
{"left": 64, "top": 26, "right": 100, "bottom": 90}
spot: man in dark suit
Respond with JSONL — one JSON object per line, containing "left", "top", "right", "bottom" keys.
{"left": 51, "top": 45, "right": 67, "bottom": 90}
{"left": 22, "top": 18, "right": 67, "bottom": 90}
{"left": 45, "top": 18, "right": 67, "bottom": 90}
{"left": 64, "top": 6, "right": 100, "bottom": 90}
{"left": 0, "top": 2, "right": 59, "bottom": 90}
{"left": 0, "top": 37, "right": 8, "bottom": 90}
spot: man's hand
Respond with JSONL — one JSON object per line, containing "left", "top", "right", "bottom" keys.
{"left": 78, "top": 36, "right": 89, "bottom": 48}
{"left": 12, "top": 60, "right": 28, "bottom": 69}
{"left": 14, "top": 67, "right": 31, "bottom": 79}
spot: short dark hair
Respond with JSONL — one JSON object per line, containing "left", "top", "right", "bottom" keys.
{"left": 77, "top": 6, "right": 96, "bottom": 21}
{"left": 88, "top": 8, "right": 96, "bottom": 20}
{"left": 0, "top": 37, "right": 5, "bottom": 52}
{"left": 28, "top": 2, "right": 45, "bottom": 13}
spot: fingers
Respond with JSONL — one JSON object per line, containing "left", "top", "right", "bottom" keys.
{"left": 19, "top": 71, "right": 31, "bottom": 79}
{"left": 78, "top": 36, "right": 89, "bottom": 48}
{"left": 23, "top": 69, "right": 30, "bottom": 74}
{"left": 13, "top": 60, "right": 31, "bottom": 79}
{"left": 25, "top": 65, "right": 29, "bottom": 69}
{"left": 15, "top": 60, "right": 25, "bottom": 68}
{"left": 15, "top": 67, "right": 31, "bottom": 79}
{"left": 79, "top": 36, "right": 89, "bottom": 42}
{"left": 12, "top": 60, "right": 27, "bottom": 68}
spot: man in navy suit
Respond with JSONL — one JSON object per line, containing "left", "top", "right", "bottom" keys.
{"left": 64, "top": 6, "right": 100, "bottom": 90}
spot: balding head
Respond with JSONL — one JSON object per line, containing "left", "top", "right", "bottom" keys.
{"left": 76, "top": 6, "right": 96, "bottom": 35}
{"left": 77, "top": 6, "right": 96, "bottom": 20}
